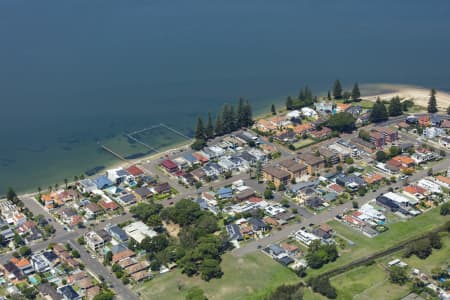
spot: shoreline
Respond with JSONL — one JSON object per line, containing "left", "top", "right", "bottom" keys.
{"left": 9, "top": 82, "right": 450, "bottom": 196}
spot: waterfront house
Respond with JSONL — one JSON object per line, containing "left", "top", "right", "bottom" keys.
{"left": 126, "top": 165, "right": 144, "bottom": 177}
{"left": 161, "top": 159, "right": 179, "bottom": 173}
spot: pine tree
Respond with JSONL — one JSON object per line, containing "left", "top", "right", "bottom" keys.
{"left": 351, "top": 82, "right": 361, "bottom": 100}
{"left": 299, "top": 88, "right": 305, "bottom": 101}
{"left": 215, "top": 114, "right": 223, "bottom": 136}
{"left": 195, "top": 116, "right": 205, "bottom": 140}
{"left": 286, "top": 96, "right": 294, "bottom": 110}
{"left": 192, "top": 116, "right": 207, "bottom": 150}
{"left": 370, "top": 98, "right": 389, "bottom": 123}
{"left": 242, "top": 100, "right": 253, "bottom": 127}
{"left": 222, "top": 104, "right": 232, "bottom": 133}
{"left": 237, "top": 97, "right": 244, "bottom": 128}
{"left": 333, "top": 79, "right": 343, "bottom": 99}
{"left": 271, "top": 104, "right": 276, "bottom": 115}
{"left": 205, "top": 113, "right": 214, "bottom": 139}
{"left": 388, "top": 96, "right": 403, "bottom": 116}
{"left": 327, "top": 90, "right": 331, "bottom": 100}
{"left": 229, "top": 105, "right": 236, "bottom": 131}
{"left": 428, "top": 88, "right": 438, "bottom": 113}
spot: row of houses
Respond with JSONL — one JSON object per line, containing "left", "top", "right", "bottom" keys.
{"left": 1, "top": 243, "right": 103, "bottom": 300}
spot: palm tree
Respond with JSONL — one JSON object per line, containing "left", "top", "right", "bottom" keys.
{"left": 48, "top": 186, "right": 52, "bottom": 193}
{"left": 37, "top": 186, "right": 42, "bottom": 195}
{"left": 74, "top": 175, "right": 79, "bottom": 182}
{"left": 54, "top": 183, "right": 59, "bottom": 191}
{"left": 64, "top": 178, "right": 68, "bottom": 189}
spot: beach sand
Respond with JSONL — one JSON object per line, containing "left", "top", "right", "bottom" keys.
{"left": 361, "top": 83, "right": 450, "bottom": 110}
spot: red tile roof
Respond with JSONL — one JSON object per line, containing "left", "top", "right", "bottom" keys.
{"left": 126, "top": 165, "right": 144, "bottom": 176}
{"left": 161, "top": 159, "right": 178, "bottom": 170}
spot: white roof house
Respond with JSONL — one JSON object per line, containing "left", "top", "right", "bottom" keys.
{"left": 301, "top": 107, "right": 318, "bottom": 118}
{"left": 123, "top": 221, "right": 157, "bottom": 243}
{"left": 359, "top": 203, "right": 386, "bottom": 220}
{"left": 294, "top": 229, "right": 319, "bottom": 246}
{"left": 286, "top": 110, "right": 301, "bottom": 119}
{"left": 417, "top": 179, "right": 442, "bottom": 194}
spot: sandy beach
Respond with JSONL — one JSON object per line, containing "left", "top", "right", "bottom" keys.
{"left": 361, "top": 83, "right": 450, "bottom": 111}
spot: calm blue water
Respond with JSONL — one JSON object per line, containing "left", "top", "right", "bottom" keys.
{"left": 1, "top": 0, "right": 450, "bottom": 193}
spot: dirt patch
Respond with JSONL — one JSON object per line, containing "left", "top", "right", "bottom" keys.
{"left": 362, "top": 83, "right": 450, "bottom": 111}
{"left": 164, "top": 221, "right": 180, "bottom": 238}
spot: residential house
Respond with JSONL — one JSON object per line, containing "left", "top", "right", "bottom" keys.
{"left": 94, "top": 176, "right": 113, "bottom": 190}
{"left": 190, "top": 168, "right": 207, "bottom": 182}
{"left": 292, "top": 123, "right": 314, "bottom": 136}
{"left": 161, "top": 159, "right": 179, "bottom": 173}
{"left": 314, "top": 101, "right": 334, "bottom": 114}
{"left": 346, "top": 105, "right": 363, "bottom": 117}
{"left": 286, "top": 110, "right": 301, "bottom": 119}
{"left": 274, "top": 130, "right": 297, "bottom": 143}
{"left": 417, "top": 179, "right": 442, "bottom": 194}
{"left": 98, "top": 199, "right": 119, "bottom": 211}
{"left": 217, "top": 187, "right": 233, "bottom": 200}
{"left": 10, "top": 257, "right": 34, "bottom": 275}
{"left": 255, "top": 119, "right": 277, "bottom": 133}
{"left": 423, "top": 127, "right": 445, "bottom": 139}
{"left": 248, "top": 217, "right": 268, "bottom": 233}
{"left": 133, "top": 187, "right": 152, "bottom": 201}
{"left": 369, "top": 131, "right": 385, "bottom": 148}
{"left": 153, "top": 182, "right": 171, "bottom": 194}
{"left": 123, "top": 221, "right": 157, "bottom": 243}
{"left": 391, "top": 155, "right": 415, "bottom": 169}
{"left": 57, "top": 285, "right": 82, "bottom": 300}
{"left": 106, "top": 224, "right": 128, "bottom": 243}
{"left": 297, "top": 153, "right": 325, "bottom": 174}
{"left": 309, "top": 127, "right": 332, "bottom": 140}
{"left": 112, "top": 247, "right": 135, "bottom": 264}
{"left": 363, "top": 173, "right": 384, "bottom": 185}
{"left": 262, "top": 166, "right": 290, "bottom": 189}
{"left": 226, "top": 224, "right": 243, "bottom": 241}
{"left": 312, "top": 224, "right": 334, "bottom": 240}
{"left": 305, "top": 196, "right": 324, "bottom": 209}
{"left": 280, "top": 243, "right": 299, "bottom": 256}
{"left": 403, "top": 185, "right": 428, "bottom": 200}
{"left": 77, "top": 179, "right": 97, "bottom": 194}
{"left": 435, "top": 175, "right": 450, "bottom": 189}
{"left": 85, "top": 231, "right": 108, "bottom": 251}
{"left": 84, "top": 203, "right": 102, "bottom": 219}
{"left": 118, "top": 193, "right": 136, "bottom": 206}
{"left": 294, "top": 229, "right": 320, "bottom": 246}
{"left": 301, "top": 107, "right": 318, "bottom": 119}
{"left": 126, "top": 165, "right": 144, "bottom": 177}
{"left": 235, "top": 188, "right": 256, "bottom": 202}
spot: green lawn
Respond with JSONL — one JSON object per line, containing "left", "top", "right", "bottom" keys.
{"left": 307, "top": 207, "right": 447, "bottom": 278}
{"left": 330, "top": 233, "right": 449, "bottom": 300}
{"left": 134, "top": 252, "right": 298, "bottom": 300}
{"left": 293, "top": 138, "right": 316, "bottom": 150}
{"left": 329, "top": 263, "right": 410, "bottom": 300}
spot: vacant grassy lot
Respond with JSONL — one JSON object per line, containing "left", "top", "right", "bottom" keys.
{"left": 134, "top": 252, "right": 297, "bottom": 300}
{"left": 307, "top": 207, "right": 446, "bottom": 278}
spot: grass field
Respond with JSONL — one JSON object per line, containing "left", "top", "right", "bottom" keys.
{"left": 307, "top": 207, "right": 447, "bottom": 278}
{"left": 328, "top": 233, "right": 450, "bottom": 300}
{"left": 134, "top": 252, "right": 298, "bottom": 300}
{"left": 293, "top": 138, "right": 316, "bottom": 150}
